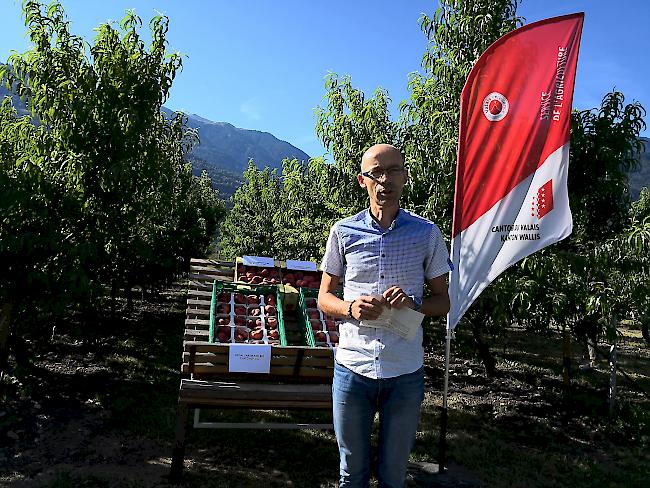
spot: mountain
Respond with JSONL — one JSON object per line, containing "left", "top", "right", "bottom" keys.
{"left": 0, "top": 87, "right": 309, "bottom": 198}
{"left": 160, "top": 107, "right": 310, "bottom": 176}
{"left": 0, "top": 85, "right": 31, "bottom": 118}
{"left": 629, "top": 137, "right": 650, "bottom": 201}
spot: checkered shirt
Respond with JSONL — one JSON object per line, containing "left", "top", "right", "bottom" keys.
{"left": 320, "top": 208, "right": 450, "bottom": 379}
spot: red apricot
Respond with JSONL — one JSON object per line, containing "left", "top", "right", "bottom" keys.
{"left": 234, "top": 326, "right": 249, "bottom": 342}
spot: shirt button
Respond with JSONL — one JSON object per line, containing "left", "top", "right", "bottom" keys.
{"left": 380, "top": 275, "right": 384, "bottom": 279}
{"left": 375, "top": 356, "right": 379, "bottom": 360}
{"left": 381, "top": 254, "right": 385, "bottom": 258}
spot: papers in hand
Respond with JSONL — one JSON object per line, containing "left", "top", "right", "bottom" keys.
{"left": 361, "top": 306, "right": 425, "bottom": 341}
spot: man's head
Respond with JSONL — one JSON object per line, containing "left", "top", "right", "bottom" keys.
{"left": 358, "top": 144, "right": 407, "bottom": 208}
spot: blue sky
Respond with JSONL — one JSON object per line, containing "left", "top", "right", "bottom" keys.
{"left": 1, "top": 0, "right": 648, "bottom": 159}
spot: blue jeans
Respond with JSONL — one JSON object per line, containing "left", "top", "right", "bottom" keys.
{"left": 332, "top": 362, "right": 425, "bottom": 488}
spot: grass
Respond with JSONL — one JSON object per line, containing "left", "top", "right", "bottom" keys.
{"left": 2, "top": 285, "right": 649, "bottom": 487}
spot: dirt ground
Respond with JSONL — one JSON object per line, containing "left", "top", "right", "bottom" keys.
{"left": 1, "top": 286, "right": 649, "bottom": 487}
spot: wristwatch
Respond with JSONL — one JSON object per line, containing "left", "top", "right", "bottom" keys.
{"left": 409, "top": 295, "right": 422, "bottom": 312}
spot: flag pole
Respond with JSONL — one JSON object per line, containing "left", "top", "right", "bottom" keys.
{"left": 438, "top": 322, "right": 453, "bottom": 472}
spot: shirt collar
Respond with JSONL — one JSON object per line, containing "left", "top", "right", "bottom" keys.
{"left": 364, "top": 208, "right": 405, "bottom": 231}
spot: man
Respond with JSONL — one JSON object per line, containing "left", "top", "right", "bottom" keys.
{"left": 318, "top": 143, "right": 451, "bottom": 488}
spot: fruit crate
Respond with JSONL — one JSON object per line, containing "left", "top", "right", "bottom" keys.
{"left": 280, "top": 260, "right": 322, "bottom": 290}
{"left": 299, "top": 288, "right": 341, "bottom": 348}
{"left": 234, "top": 256, "right": 283, "bottom": 285}
{"left": 209, "top": 281, "right": 287, "bottom": 346}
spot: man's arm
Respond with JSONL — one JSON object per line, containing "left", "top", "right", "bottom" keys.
{"left": 420, "top": 275, "right": 450, "bottom": 317}
{"left": 318, "top": 272, "right": 349, "bottom": 319}
{"left": 318, "top": 272, "right": 385, "bottom": 321}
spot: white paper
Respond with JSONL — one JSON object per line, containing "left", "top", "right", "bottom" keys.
{"left": 285, "top": 259, "right": 318, "bottom": 271}
{"left": 229, "top": 344, "right": 272, "bottom": 373}
{"left": 361, "top": 306, "right": 424, "bottom": 341}
{"left": 242, "top": 255, "right": 275, "bottom": 267}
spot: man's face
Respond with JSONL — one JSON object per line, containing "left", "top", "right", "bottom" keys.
{"left": 358, "top": 148, "right": 407, "bottom": 207}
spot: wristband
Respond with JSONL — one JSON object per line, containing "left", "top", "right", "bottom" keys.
{"left": 409, "top": 295, "right": 422, "bottom": 312}
{"left": 347, "top": 300, "right": 355, "bottom": 319}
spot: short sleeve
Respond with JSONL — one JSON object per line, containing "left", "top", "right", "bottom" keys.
{"left": 320, "top": 225, "right": 344, "bottom": 278}
{"left": 424, "top": 224, "right": 451, "bottom": 280}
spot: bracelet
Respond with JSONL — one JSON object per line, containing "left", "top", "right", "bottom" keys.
{"left": 347, "top": 300, "right": 354, "bottom": 319}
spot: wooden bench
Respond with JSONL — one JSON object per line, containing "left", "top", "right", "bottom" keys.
{"left": 170, "top": 259, "right": 335, "bottom": 480}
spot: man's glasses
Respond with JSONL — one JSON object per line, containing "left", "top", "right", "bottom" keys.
{"left": 360, "top": 167, "right": 406, "bottom": 181}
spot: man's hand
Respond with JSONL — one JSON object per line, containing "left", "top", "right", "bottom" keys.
{"left": 351, "top": 295, "right": 386, "bottom": 320}
{"left": 382, "top": 286, "right": 415, "bottom": 310}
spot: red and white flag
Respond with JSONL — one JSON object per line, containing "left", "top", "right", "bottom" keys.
{"left": 447, "top": 13, "right": 584, "bottom": 330}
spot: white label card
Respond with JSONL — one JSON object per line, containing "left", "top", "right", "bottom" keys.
{"left": 285, "top": 260, "right": 318, "bottom": 271}
{"left": 242, "top": 255, "right": 275, "bottom": 267}
{"left": 229, "top": 344, "right": 272, "bottom": 373}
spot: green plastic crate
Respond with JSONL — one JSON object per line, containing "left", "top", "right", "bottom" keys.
{"left": 209, "top": 281, "right": 285, "bottom": 345}
{"left": 299, "top": 287, "right": 341, "bottom": 348}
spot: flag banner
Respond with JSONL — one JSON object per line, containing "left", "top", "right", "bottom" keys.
{"left": 447, "top": 13, "right": 584, "bottom": 330}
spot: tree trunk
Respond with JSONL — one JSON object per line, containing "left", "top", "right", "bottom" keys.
{"left": 471, "top": 321, "right": 496, "bottom": 377}
{"left": 0, "top": 303, "right": 13, "bottom": 375}
{"left": 641, "top": 318, "right": 649, "bottom": 346}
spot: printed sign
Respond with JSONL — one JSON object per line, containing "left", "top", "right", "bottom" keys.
{"left": 242, "top": 255, "right": 275, "bottom": 267}
{"left": 285, "top": 259, "right": 318, "bottom": 271}
{"left": 229, "top": 344, "right": 272, "bottom": 373}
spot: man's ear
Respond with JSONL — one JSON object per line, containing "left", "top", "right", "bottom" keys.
{"left": 357, "top": 173, "right": 366, "bottom": 188}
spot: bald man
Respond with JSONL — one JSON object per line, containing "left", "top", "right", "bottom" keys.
{"left": 319, "top": 144, "right": 450, "bottom": 488}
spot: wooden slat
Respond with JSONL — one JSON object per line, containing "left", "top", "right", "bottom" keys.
{"left": 184, "top": 329, "right": 209, "bottom": 341}
{"left": 179, "top": 380, "right": 331, "bottom": 408}
{"left": 189, "top": 273, "right": 223, "bottom": 282}
{"left": 184, "top": 342, "right": 334, "bottom": 358}
{"left": 190, "top": 258, "right": 236, "bottom": 267}
{"left": 187, "top": 289, "right": 213, "bottom": 299}
{"left": 187, "top": 298, "right": 211, "bottom": 308}
{"left": 185, "top": 318, "right": 210, "bottom": 327}
{"left": 180, "top": 398, "right": 331, "bottom": 409}
{"left": 187, "top": 280, "right": 213, "bottom": 290}
{"left": 186, "top": 308, "right": 210, "bottom": 317}
{"left": 190, "top": 265, "right": 233, "bottom": 275}
{"left": 182, "top": 351, "right": 334, "bottom": 368}
{"left": 181, "top": 363, "right": 333, "bottom": 378}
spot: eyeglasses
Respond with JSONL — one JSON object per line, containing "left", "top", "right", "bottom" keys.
{"left": 360, "top": 167, "right": 406, "bottom": 181}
